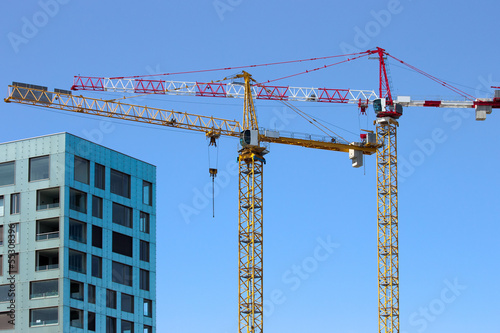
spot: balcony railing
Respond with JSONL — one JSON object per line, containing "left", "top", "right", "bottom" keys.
{"left": 70, "top": 292, "right": 83, "bottom": 301}
{"left": 30, "top": 319, "right": 58, "bottom": 326}
{"left": 36, "top": 264, "right": 59, "bottom": 271}
{"left": 36, "top": 231, "right": 59, "bottom": 241}
{"left": 30, "top": 291, "right": 58, "bottom": 299}
{"left": 36, "top": 203, "right": 60, "bottom": 210}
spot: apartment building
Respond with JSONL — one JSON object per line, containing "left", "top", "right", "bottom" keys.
{"left": 0, "top": 133, "right": 156, "bottom": 332}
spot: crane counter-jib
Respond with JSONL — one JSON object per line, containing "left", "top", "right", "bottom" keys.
{"left": 5, "top": 84, "right": 378, "bottom": 156}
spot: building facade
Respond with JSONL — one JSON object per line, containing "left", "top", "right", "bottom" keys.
{"left": 0, "top": 133, "right": 156, "bottom": 332}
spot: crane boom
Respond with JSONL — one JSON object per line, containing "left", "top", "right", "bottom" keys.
{"left": 4, "top": 84, "right": 378, "bottom": 154}
{"left": 71, "top": 75, "right": 379, "bottom": 104}
{"left": 71, "top": 76, "right": 500, "bottom": 115}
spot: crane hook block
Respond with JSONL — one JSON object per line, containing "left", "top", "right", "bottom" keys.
{"left": 209, "top": 168, "right": 218, "bottom": 177}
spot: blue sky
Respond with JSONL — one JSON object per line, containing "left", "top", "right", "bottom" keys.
{"left": 1, "top": 1, "right": 499, "bottom": 332}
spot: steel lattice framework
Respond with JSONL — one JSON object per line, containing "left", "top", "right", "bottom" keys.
{"left": 71, "top": 75, "right": 378, "bottom": 105}
{"left": 376, "top": 117, "right": 399, "bottom": 333}
{"left": 238, "top": 148, "right": 265, "bottom": 333}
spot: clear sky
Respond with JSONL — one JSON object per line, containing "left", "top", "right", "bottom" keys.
{"left": 1, "top": 1, "right": 499, "bottom": 332}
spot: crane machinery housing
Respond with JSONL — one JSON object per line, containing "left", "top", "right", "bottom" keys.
{"left": 5, "top": 47, "right": 499, "bottom": 333}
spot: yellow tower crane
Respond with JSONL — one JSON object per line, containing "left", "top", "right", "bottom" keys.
{"left": 5, "top": 78, "right": 378, "bottom": 333}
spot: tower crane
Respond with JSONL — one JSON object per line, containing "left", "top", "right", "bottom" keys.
{"left": 5, "top": 47, "right": 499, "bottom": 333}
{"left": 4, "top": 75, "right": 378, "bottom": 333}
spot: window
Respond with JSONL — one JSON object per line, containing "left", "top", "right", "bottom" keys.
{"left": 121, "top": 293, "right": 134, "bottom": 313}
{"left": 139, "top": 212, "right": 150, "bottom": 233}
{"left": 140, "top": 241, "right": 150, "bottom": 262}
{"left": 36, "top": 187, "right": 59, "bottom": 210}
{"left": 92, "top": 225, "right": 103, "bottom": 248}
{"left": 92, "top": 256, "right": 102, "bottom": 278}
{"left": 112, "top": 232, "right": 133, "bottom": 257}
{"left": 121, "top": 320, "right": 134, "bottom": 333}
{"left": 36, "top": 249, "right": 59, "bottom": 271}
{"left": 30, "top": 307, "right": 58, "bottom": 327}
{"left": 88, "top": 284, "right": 96, "bottom": 304}
{"left": 143, "top": 299, "right": 152, "bottom": 318}
{"left": 111, "top": 169, "right": 130, "bottom": 198}
{"left": 113, "top": 203, "right": 132, "bottom": 228}
{"left": 143, "top": 181, "right": 152, "bottom": 206}
{"left": 10, "top": 193, "right": 20, "bottom": 214}
{"left": 106, "top": 317, "right": 117, "bottom": 333}
{"left": 0, "top": 226, "right": 3, "bottom": 246}
{"left": 36, "top": 218, "right": 59, "bottom": 241}
{"left": 88, "top": 312, "right": 96, "bottom": 331}
{"left": 106, "top": 289, "right": 117, "bottom": 309}
{"left": 92, "top": 195, "right": 103, "bottom": 218}
{"left": 144, "top": 325, "right": 152, "bottom": 333}
{"left": 112, "top": 262, "right": 133, "bottom": 286}
{"left": 30, "top": 279, "right": 58, "bottom": 299}
{"left": 9, "top": 223, "right": 19, "bottom": 244}
{"left": 29, "top": 156, "right": 49, "bottom": 181}
{"left": 95, "top": 163, "right": 105, "bottom": 190}
{"left": 0, "top": 311, "right": 14, "bottom": 330}
{"left": 74, "top": 156, "right": 90, "bottom": 184}
{"left": 70, "top": 308, "right": 83, "bottom": 328}
{"left": 70, "top": 188, "right": 87, "bottom": 213}
{"left": 0, "top": 161, "right": 15, "bottom": 186}
{"left": 70, "top": 280, "right": 84, "bottom": 301}
{"left": 69, "top": 219, "right": 87, "bottom": 243}
{"left": 0, "top": 285, "right": 12, "bottom": 303}
{"left": 140, "top": 269, "right": 150, "bottom": 291}
{"left": 69, "top": 250, "right": 86, "bottom": 274}
{"left": 8, "top": 253, "right": 19, "bottom": 274}
{"left": 0, "top": 196, "right": 4, "bottom": 216}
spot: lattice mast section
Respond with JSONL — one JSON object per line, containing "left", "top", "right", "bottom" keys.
{"left": 376, "top": 118, "right": 399, "bottom": 333}
{"left": 238, "top": 152, "right": 264, "bottom": 333}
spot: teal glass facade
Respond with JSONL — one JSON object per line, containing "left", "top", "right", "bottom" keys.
{"left": 0, "top": 133, "right": 156, "bottom": 332}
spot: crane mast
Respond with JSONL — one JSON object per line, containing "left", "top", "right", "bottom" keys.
{"left": 376, "top": 116, "right": 399, "bottom": 333}
{"left": 376, "top": 47, "right": 400, "bottom": 333}
{"left": 237, "top": 71, "right": 265, "bottom": 333}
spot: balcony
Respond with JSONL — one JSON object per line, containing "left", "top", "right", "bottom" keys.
{"left": 36, "top": 249, "right": 59, "bottom": 271}
{"left": 36, "top": 188, "right": 60, "bottom": 211}
{"left": 36, "top": 218, "right": 59, "bottom": 241}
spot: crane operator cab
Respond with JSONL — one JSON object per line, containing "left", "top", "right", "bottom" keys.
{"left": 373, "top": 98, "right": 403, "bottom": 119}
{"left": 240, "top": 129, "right": 259, "bottom": 148}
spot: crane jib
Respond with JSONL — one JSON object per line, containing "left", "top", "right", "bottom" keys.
{"left": 71, "top": 76, "right": 376, "bottom": 104}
